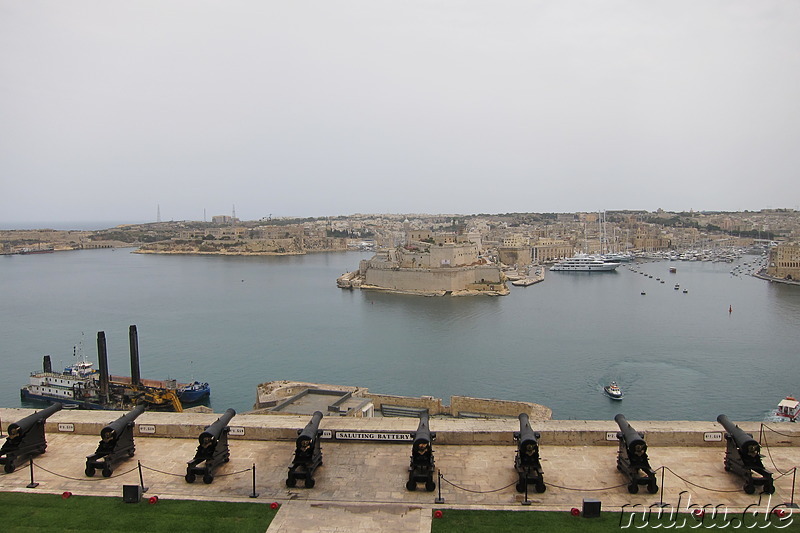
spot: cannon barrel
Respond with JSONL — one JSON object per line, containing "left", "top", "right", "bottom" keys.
{"left": 102, "top": 405, "right": 146, "bottom": 438}
{"left": 615, "top": 414, "right": 646, "bottom": 454}
{"left": 517, "top": 413, "right": 539, "bottom": 450}
{"left": 8, "top": 403, "right": 63, "bottom": 435}
{"left": 296, "top": 411, "right": 323, "bottom": 445}
{"left": 199, "top": 408, "right": 236, "bottom": 443}
{"left": 717, "top": 414, "right": 759, "bottom": 452}
{"left": 413, "top": 412, "right": 433, "bottom": 445}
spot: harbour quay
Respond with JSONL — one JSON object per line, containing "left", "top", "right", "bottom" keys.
{"left": 2, "top": 408, "right": 800, "bottom": 532}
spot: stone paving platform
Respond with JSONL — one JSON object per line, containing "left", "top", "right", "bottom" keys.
{"left": 2, "top": 430, "right": 800, "bottom": 532}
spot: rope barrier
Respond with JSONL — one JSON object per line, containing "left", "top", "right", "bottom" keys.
{"left": 211, "top": 467, "right": 253, "bottom": 478}
{"left": 139, "top": 463, "right": 251, "bottom": 478}
{"left": 140, "top": 464, "right": 185, "bottom": 478}
{"left": 761, "top": 424, "right": 800, "bottom": 439}
{"left": 661, "top": 466, "right": 744, "bottom": 493}
{"left": 545, "top": 481, "right": 630, "bottom": 492}
{"left": 31, "top": 461, "right": 139, "bottom": 482}
{"left": 761, "top": 431, "right": 791, "bottom": 475}
{"left": 439, "top": 475, "right": 516, "bottom": 494}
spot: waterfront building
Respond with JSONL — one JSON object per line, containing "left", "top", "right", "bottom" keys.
{"left": 531, "top": 239, "right": 574, "bottom": 263}
{"left": 767, "top": 242, "right": 800, "bottom": 281}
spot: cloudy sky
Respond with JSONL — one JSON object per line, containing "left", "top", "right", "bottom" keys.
{"left": 1, "top": 1, "right": 799, "bottom": 225}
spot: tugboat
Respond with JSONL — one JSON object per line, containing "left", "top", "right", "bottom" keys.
{"left": 604, "top": 381, "right": 624, "bottom": 400}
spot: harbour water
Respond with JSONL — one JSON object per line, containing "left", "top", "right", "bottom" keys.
{"left": 1, "top": 248, "right": 798, "bottom": 421}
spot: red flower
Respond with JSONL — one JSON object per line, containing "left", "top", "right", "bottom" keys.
{"left": 271, "top": 502, "right": 280, "bottom": 510}
{"left": 434, "top": 510, "right": 443, "bottom": 519}
{"left": 570, "top": 508, "right": 580, "bottom": 516}
{"left": 148, "top": 496, "right": 158, "bottom": 504}
{"left": 61, "top": 491, "right": 72, "bottom": 499}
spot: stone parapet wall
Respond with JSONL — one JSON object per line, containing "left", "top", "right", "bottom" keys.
{"left": 364, "top": 394, "right": 445, "bottom": 414}
{"left": 450, "top": 395, "right": 552, "bottom": 420}
{"left": 4, "top": 408, "right": 797, "bottom": 447}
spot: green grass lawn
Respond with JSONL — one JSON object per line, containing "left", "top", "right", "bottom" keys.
{"left": 0, "top": 492, "right": 276, "bottom": 533}
{"left": 430, "top": 508, "right": 800, "bottom": 532}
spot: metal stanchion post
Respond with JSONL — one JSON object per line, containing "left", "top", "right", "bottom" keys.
{"left": 786, "top": 468, "right": 799, "bottom": 509}
{"left": 138, "top": 461, "right": 149, "bottom": 493}
{"left": 522, "top": 472, "right": 531, "bottom": 506}
{"left": 434, "top": 470, "right": 444, "bottom": 504}
{"left": 249, "top": 463, "right": 259, "bottom": 498}
{"left": 26, "top": 458, "right": 38, "bottom": 488}
{"left": 654, "top": 467, "right": 667, "bottom": 508}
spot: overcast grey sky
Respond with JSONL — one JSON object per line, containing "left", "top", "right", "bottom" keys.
{"left": 1, "top": 1, "right": 799, "bottom": 224}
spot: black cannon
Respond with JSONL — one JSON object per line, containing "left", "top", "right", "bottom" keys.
{"left": 406, "top": 412, "right": 436, "bottom": 491}
{"left": 0, "top": 403, "right": 63, "bottom": 473}
{"left": 185, "top": 408, "right": 236, "bottom": 484}
{"left": 717, "top": 414, "right": 774, "bottom": 494}
{"left": 513, "top": 413, "right": 545, "bottom": 493}
{"left": 85, "top": 405, "right": 146, "bottom": 477}
{"left": 615, "top": 414, "right": 658, "bottom": 494}
{"left": 286, "top": 411, "right": 324, "bottom": 488}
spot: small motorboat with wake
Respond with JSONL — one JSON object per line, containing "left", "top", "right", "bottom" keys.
{"left": 604, "top": 381, "right": 624, "bottom": 400}
{"left": 775, "top": 396, "right": 799, "bottom": 422}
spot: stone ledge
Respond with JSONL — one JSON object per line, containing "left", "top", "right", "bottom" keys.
{"left": 2, "top": 408, "right": 797, "bottom": 447}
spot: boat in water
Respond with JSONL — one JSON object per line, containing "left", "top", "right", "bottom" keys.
{"left": 177, "top": 381, "right": 211, "bottom": 403}
{"left": 604, "top": 381, "right": 624, "bottom": 400}
{"left": 550, "top": 254, "right": 620, "bottom": 272}
{"left": 775, "top": 396, "right": 799, "bottom": 422}
{"left": 20, "top": 327, "right": 208, "bottom": 412}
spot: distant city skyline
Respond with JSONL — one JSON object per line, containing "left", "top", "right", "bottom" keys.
{"left": 2, "top": 1, "right": 799, "bottom": 224}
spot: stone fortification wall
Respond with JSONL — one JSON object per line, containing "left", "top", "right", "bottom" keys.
{"left": 254, "top": 381, "right": 361, "bottom": 409}
{"left": 451, "top": 395, "right": 552, "bottom": 420}
{"left": 3, "top": 408, "right": 798, "bottom": 447}
{"left": 363, "top": 264, "right": 503, "bottom": 293}
{"left": 364, "top": 393, "right": 445, "bottom": 415}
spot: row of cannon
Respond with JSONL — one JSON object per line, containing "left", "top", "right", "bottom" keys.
{"left": 0, "top": 405, "right": 777, "bottom": 495}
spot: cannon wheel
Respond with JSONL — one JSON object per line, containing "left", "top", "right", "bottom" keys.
{"left": 764, "top": 484, "right": 776, "bottom": 495}
{"left": 185, "top": 473, "right": 196, "bottom": 483}
{"left": 744, "top": 483, "right": 755, "bottom": 494}
{"left": 425, "top": 480, "right": 436, "bottom": 492}
{"left": 102, "top": 467, "right": 112, "bottom": 478}
{"left": 647, "top": 481, "right": 658, "bottom": 494}
{"left": 85, "top": 466, "right": 95, "bottom": 477}
{"left": 286, "top": 476, "right": 297, "bottom": 488}
{"left": 535, "top": 481, "right": 546, "bottom": 493}
{"left": 406, "top": 480, "right": 417, "bottom": 491}
{"left": 628, "top": 482, "right": 639, "bottom": 494}
{"left": 305, "top": 478, "right": 315, "bottom": 489}
{"left": 203, "top": 474, "right": 214, "bottom": 484}
{"left": 4, "top": 463, "right": 15, "bottom": 474}
{"left": 515, "top": 481, "right": 525, "bottom": 493}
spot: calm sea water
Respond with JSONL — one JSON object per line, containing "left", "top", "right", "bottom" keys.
{"left": 1, "top": 249, "right": 797, "bottom": 421}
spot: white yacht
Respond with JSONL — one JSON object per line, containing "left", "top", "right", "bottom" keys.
{"left": 550, "top": 254, "right": 621, "bottom": 272}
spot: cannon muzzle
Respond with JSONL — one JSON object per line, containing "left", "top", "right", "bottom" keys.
{"left": 717, "top": 414, "right": 759, "bottom": 454}
{"left": 8, "top": 403, "right": 63, "bottom": 437}
{"left": 411, "top": 412, "right": 434, "bottom": 446}
{"left": 199, "top": 408, "right": 236, "bottom": 444}
{"left": 516, "top": 412, "right": 539, "bottom": 451}
{"left": 296, "top": 411, "right": 323, "bottom": 446}
{"left": 101, "top": 405, "right": 146, "bottom": 441}
{"left": 615, "top": 414, "right": 647, "bottom": 455}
